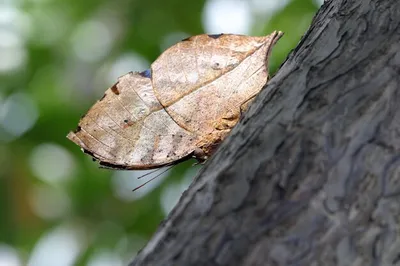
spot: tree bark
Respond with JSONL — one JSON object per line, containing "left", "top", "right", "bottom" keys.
{"left": 130, "top": 0, "right": 400, "bottom": 265}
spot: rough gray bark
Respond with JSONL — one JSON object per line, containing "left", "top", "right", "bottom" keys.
{"left": 130, "top": 0, "right": 400, "bottom": 265}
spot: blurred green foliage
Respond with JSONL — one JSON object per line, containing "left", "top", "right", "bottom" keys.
{"left": 0, "top": 0, "right": 320, "bottom": 265}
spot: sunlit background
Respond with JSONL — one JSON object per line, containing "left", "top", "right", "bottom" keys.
{"left": 0, "top": 0, "right": 322, "bottom": 265}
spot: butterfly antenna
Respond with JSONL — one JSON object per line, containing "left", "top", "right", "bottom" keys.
{"left": 137, "top": 168, "right": 162, "bottom": 179}
{"left": 132, "top": 165, "right": 174, "bottom": 191}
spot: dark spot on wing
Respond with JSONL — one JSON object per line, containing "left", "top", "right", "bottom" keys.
{"left": 139, "top": 69, "right": 152, "bottom": 78}
{"left": 208, "top": 34, "right": 223, "bottom": 39}
{"left": 123, "top": 119, "right": 135, "bottom": 128}
{"left": 212, "top": 62, "right": 221, "bottom": 70}
{"left": 74, "top": 126, "right": 81, "bottom": 133}
{"left": 111, "top": 83, "right": 120, "bottom": 95}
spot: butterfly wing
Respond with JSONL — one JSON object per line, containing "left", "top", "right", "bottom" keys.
{"left": 68, "top": 31, "right": 283, "bottom": 167}
{"left": 67, "top": 72, "right": 198, "bottom": 169}
{"left": 151, "top": 31, "right": 283, "bottom": 134}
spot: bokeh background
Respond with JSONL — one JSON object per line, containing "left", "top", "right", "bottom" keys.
{"left": 0, "top": 0, "right": 322, "bottom": 265}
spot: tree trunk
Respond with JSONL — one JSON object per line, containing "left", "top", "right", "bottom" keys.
{"left": 130, "top": 0, "right": 400, "bottom": 265}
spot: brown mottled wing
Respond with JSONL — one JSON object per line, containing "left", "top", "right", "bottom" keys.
{"left": 67, "top": 72, "right": 197, "bottom": 169}
{"left": 151, "top": 31, "right": 283, "bottom": 134}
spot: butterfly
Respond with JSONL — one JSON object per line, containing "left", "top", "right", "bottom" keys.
{"left": 67, "top": 31, "right": 283, "bottom": 170}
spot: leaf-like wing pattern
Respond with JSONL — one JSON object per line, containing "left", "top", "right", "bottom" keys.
{"left": 157, "top": 32, "right": 283, "bottom": 134}
{"left": 67, "top": 31, "right": 283, "bottom": 169}
{"left": 67, "top": 73, "right": 197, "bottom": 169}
